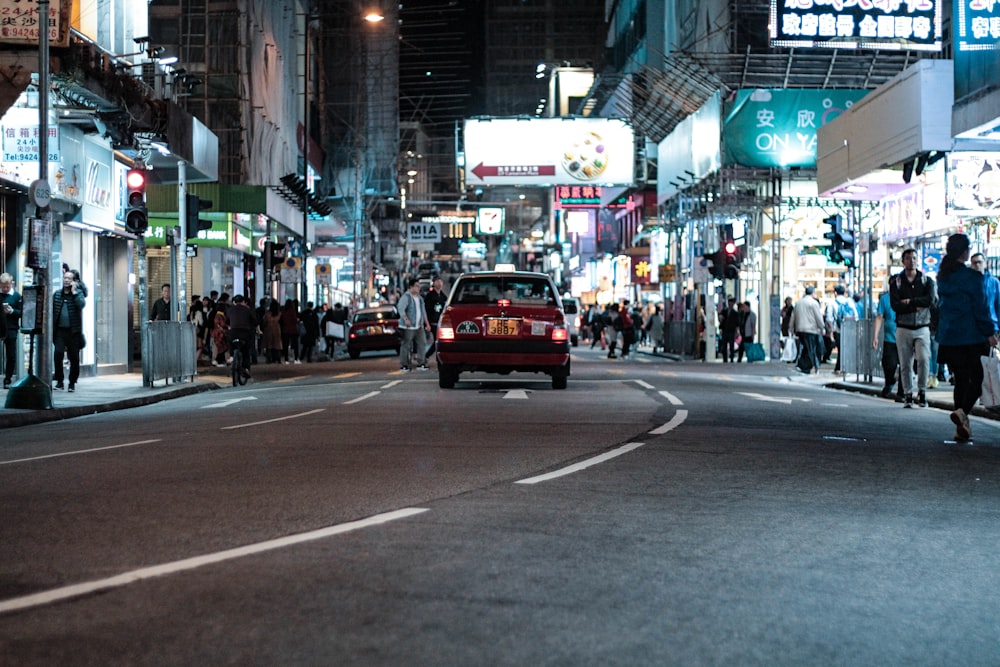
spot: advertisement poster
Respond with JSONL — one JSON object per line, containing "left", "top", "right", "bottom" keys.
{"left": 723, "top": 89, "right": 869, "bottom": 168}
{"left": 464, "top": 118, "right": 635, "bottom": 187}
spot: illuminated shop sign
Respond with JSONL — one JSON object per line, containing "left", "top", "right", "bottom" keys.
{"left": 946, "top": 152, "right": 1000, "bottom": 216}
{"left": 770, "top": 0, "right": 942, "bottom": 51}
{"left": 957, "top": 0, "right": 1000, "bottom": 51}
{"left": 724, "top": 89, "right": 868, "bottom": 168}
{"left": 554, "top": 185, "right": 632, "bottom": 208}
{"left": 476, "top": 207, "right": 504, "bottom": 235}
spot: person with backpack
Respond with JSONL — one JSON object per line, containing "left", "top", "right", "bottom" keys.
{"left": 827, "top": 284, "right": 858, "bottom": 373}
{"left": 890, "top": 248, "right": 938, "bottom": 408}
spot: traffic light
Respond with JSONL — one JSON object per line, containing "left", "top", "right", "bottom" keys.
{"left": 124, "top": 168, "right": 148, "bottom": 234}
{"left": 185, "top": 193, "right": 213, "bottom": 240}
{"left": 823, "top": 214, "right": 855, "bottom": 266}
{"left": 703, "top": 250, "right": 725, "bottom": 280}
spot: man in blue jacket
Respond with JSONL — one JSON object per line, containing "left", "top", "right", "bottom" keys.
{"left": 971, "top": 253, "right": 1000, "bottom": 329}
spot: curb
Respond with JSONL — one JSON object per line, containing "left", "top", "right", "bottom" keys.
{"left": 0, "top": 382, "right": 222, "bottom": 429}
{"left": 827, "top": 381, "right": 1000, "bottom": 421}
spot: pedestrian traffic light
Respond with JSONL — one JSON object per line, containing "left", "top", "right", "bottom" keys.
{"left": 823, "top": 214, "right": 854, "bottom": 266}
{"left": 124, "top": 168, "right": 148, "bottom": 234}
{"left": 185, "top": 193, "right": 213, "bottom": 240}
{"left": 838, "top": 228, "right": 855, "bottom": 267}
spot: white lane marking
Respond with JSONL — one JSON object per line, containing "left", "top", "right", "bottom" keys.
{"left": 737, "top": 392, "right": 812, "bottom": 405}
{"left": 504, "top": 389, "right": 529, "bottom": 400}
{"left": 0, "top": 440, "right": 162, "bottom": 466}
{"left": 633, "top": 380, "right": 655, "bottom": 389}
{"left": 381, "top": 380, "right": 402, "bottom": 389}
{"left": 649, "top": 409, "right": 689, "bottom": 435}
{"left": 0, "top": 508, "right": 429, "bottom": 616}
{"left": 200, "top": 397, "right": 258, "bottom": 409}
{"left": 658, "top": 390, "right": 683, "bottom": 405}
{"left": 516, "top": 442, "right": 646, "bottom": 485}
{"left": 220, "top": 409, "right": 325, "bottom": 430}
{"left": 344, "top": 391, "right": 380, "bottom": 405}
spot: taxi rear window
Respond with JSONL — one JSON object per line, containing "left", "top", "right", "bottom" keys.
{"left": 355, "top": 309, "right": 397, "bottom": 323}
{"left": 453, "top": 277, "right": 556, "bottom": 306}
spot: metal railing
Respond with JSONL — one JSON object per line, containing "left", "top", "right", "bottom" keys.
{"left": 839, "top": 319, "right": 881, "bottom": 380}
{"left": 142, "top": 321, "right": 198, "bottom": 387}
{"left": 663, "top": 321, "right": 698, "bottom": 358}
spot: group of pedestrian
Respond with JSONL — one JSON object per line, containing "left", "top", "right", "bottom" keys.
{"left": 718, "top": 297, "right": 758, "bottom": 362}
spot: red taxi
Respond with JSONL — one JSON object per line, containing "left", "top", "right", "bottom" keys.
{"left": 347, "top": 305, "right": 400, "bottom": 359}
{"left": 435, "top": 271, "right": 571, "bottom": 389}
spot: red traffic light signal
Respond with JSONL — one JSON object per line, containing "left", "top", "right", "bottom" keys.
{"left": 724, "top": 240, "right": 737, "bottom": 256}
{"left": 125, "top": 168, "right": 148, "bottom": 234}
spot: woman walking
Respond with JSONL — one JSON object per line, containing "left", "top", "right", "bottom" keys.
{"left": 935, "top": 233, "right": 999, "bottom": 442}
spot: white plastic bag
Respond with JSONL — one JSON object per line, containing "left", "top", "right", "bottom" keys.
{"left": 980, "top": 352, "right": 1000, "bottom": 408}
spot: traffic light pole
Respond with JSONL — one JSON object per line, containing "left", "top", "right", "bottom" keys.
{"left": 6, "top": 0, "right": 55, "bottom": 409}
{"left": 178, "top": 161, "right": 187, "bottom": 324}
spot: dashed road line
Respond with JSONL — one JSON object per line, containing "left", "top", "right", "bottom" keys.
{"left": 344, "top": 391, "right": 380, "bottom": 405}
{"left": 649, "top": 409, "right": 688, "bottom": 435}
{"left": 0, "top": 508, "right": 429, "bottom": 615}
{"left": 0, "top": 440, "right": 162, "bottom": 466}
{"left": 515, "top": 443, "right": 646, "bottom": 485}
{"left": 220, "top": 409, "right": 325, "bottom": 430}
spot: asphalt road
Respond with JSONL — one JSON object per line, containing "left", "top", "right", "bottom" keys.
{"left": 2, "top": 348, "right": 999, "bottom": 665}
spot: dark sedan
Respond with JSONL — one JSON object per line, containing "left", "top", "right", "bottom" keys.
{"left": 347, "top": 305, "right": 401, "bottom": 359}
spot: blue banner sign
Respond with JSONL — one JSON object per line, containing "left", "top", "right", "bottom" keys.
{"left": 957, "top": 0, "right": 1000, "bottom": 50}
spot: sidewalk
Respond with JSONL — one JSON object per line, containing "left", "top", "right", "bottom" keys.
{"left": 637, "top": 346, "right": 994, "bottom": 419}
{"left": 0, "top": 371, "right": 222, "bottom": 429}
{"left": 0, "top": 358, "right": 348, "bottom": 429}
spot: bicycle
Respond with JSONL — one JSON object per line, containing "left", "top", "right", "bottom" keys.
{"left": 230, "top": 335, "right": 251, "bottom": 386}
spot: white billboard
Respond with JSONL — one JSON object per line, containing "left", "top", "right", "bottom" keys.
{"left": 464, "top": 118, "right": 635, "bottom": 187}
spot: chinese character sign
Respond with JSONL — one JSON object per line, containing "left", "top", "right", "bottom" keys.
{"left": 771, "top": 0, "right": 942, "bottom": 51}
{"left": 2, "top": 124, "right": 59, "bottom": 164}
{"left": 723, "top": 89, "right": 869, "bottom": 168}
{"left": 0, "top": 0, "right": 70, "bottom": 46}
{"left": 958, "top": 0, "right": 1000, "bottom": 50}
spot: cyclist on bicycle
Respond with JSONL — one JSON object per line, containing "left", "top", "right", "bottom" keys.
{"left": 226, "top": 295, "right": 258, "bottom": 374}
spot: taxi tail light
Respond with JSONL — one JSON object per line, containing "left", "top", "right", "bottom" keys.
{"left": 438, "top": 316, "right": 455, "bottom": 341}
{"left": 551, "top": 326, "right": 568, "bottom": 342}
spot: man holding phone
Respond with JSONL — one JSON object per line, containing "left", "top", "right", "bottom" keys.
{"left": 52, "top": 270, "right": 86, "bottom": 392}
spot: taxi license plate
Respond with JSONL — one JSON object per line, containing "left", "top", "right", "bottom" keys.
{"left": 486, "top": 318, "right": 519, "bottom": 336}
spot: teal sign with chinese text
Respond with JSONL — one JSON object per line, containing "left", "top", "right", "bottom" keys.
{"left": 723, "top": 89, "right": 869, "bottom": 168}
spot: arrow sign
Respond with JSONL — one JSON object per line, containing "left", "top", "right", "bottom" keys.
{"left": 471, "top": 162, "right": 556, "bottom": 180}
{"left": 737, "top": 392, "right": 811, "bottom": 405}
{"left": 200, "top": 396, "right": 259, "bottom": 409}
